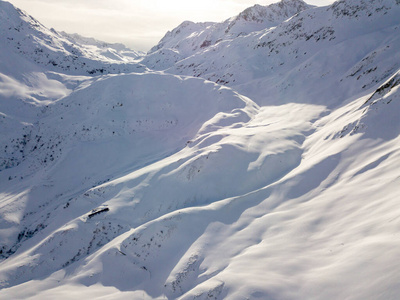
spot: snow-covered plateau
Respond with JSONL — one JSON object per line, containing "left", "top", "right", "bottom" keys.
{"left": 0, "top": 0, "right": 400, "bottom": 299}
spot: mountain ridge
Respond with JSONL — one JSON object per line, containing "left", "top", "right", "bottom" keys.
{"left": 159, "top": 0, "right": 400, "bottom": 107}
{"left": 145, "top": 0, "right": 314, "bottom": 66}
{"left": 0, "top": 0, "right": 145, "bottom": 76}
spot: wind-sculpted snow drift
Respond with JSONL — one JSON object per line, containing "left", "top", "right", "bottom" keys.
{"left": 0, "top": 0, "right": 400, "bottom": 299}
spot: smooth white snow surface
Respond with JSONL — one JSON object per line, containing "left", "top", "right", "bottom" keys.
{"left": 0, "top": 0, "right": 400, "bottom": 299}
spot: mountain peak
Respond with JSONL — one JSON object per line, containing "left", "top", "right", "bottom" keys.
{"left": 0, "top": 0, "right": 45, "bottom": 31}
{"left": 148, "top": 0, "right": 313, "bottom": 59}
{"left": 234, "top": 0, "right": 313, "bottom": 24}
{"left": 0, "top": 0, "right": 17, "bottom": 13}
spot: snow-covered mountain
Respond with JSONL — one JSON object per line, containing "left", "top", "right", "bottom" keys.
{"left": 0, "top": 1, "right": 145, "bottom": 75}
{"left": 1, "top": 0, "right": 400, "bottom": 299}
{"left": 143, "top": 0, "right": 313, "bottom": 69}
{"left": 59, "top": 32, "right": 144, "bottom": 62}
{"left": 156, "top": 0, "right": 400, "bottom": 107}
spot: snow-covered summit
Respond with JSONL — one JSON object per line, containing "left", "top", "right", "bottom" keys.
{"left": 147, "top": 20, "right": 214, "bottom": 55}
{"left": 145, "top": 0, "right": 313, "bottom": 66}
{"left": 227, "top": 0, "right": 313, "bottom": 33}
{"left": 0, "top": 0, "right": 144, "bottom": 75}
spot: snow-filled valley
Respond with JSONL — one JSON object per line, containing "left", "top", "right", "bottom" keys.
{"left": 0, "top": 0, "right": 400, "bottom": 299}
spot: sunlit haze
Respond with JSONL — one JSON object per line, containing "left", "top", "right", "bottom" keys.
{"left": 6, "top": 0, "right": 335, "bottom": 51}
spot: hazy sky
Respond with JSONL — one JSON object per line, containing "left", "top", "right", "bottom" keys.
{"left": 7, "top": 0, "right": 335, "bottom": 51}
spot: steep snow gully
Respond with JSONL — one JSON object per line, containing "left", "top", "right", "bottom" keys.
{"left": 1, "top": 0, "right": 400, "bottom": 299}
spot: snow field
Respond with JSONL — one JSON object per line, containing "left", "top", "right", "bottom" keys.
{"left": 0, "top": 0, "right": 400, "bottom": 299}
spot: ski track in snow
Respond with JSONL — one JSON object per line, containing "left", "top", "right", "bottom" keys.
{"left": 0, "top": 0, "right": 400, "bottom": 299}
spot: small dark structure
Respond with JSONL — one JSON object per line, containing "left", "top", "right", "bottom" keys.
{"left": 88, "top": 207, "right": 109, "bottom": 219}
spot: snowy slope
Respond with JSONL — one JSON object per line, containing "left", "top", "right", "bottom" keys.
{"left": 1, "top": 0, "right": 400, "bottom": 299}
{"left": 1, "top": 67, "right": 399, "bottom": 300}
{"left": 0, "top": 0, "right": 147, "bottom": 173}
{"left": 0, "top": 71, "right": 252, "bottom": 266}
